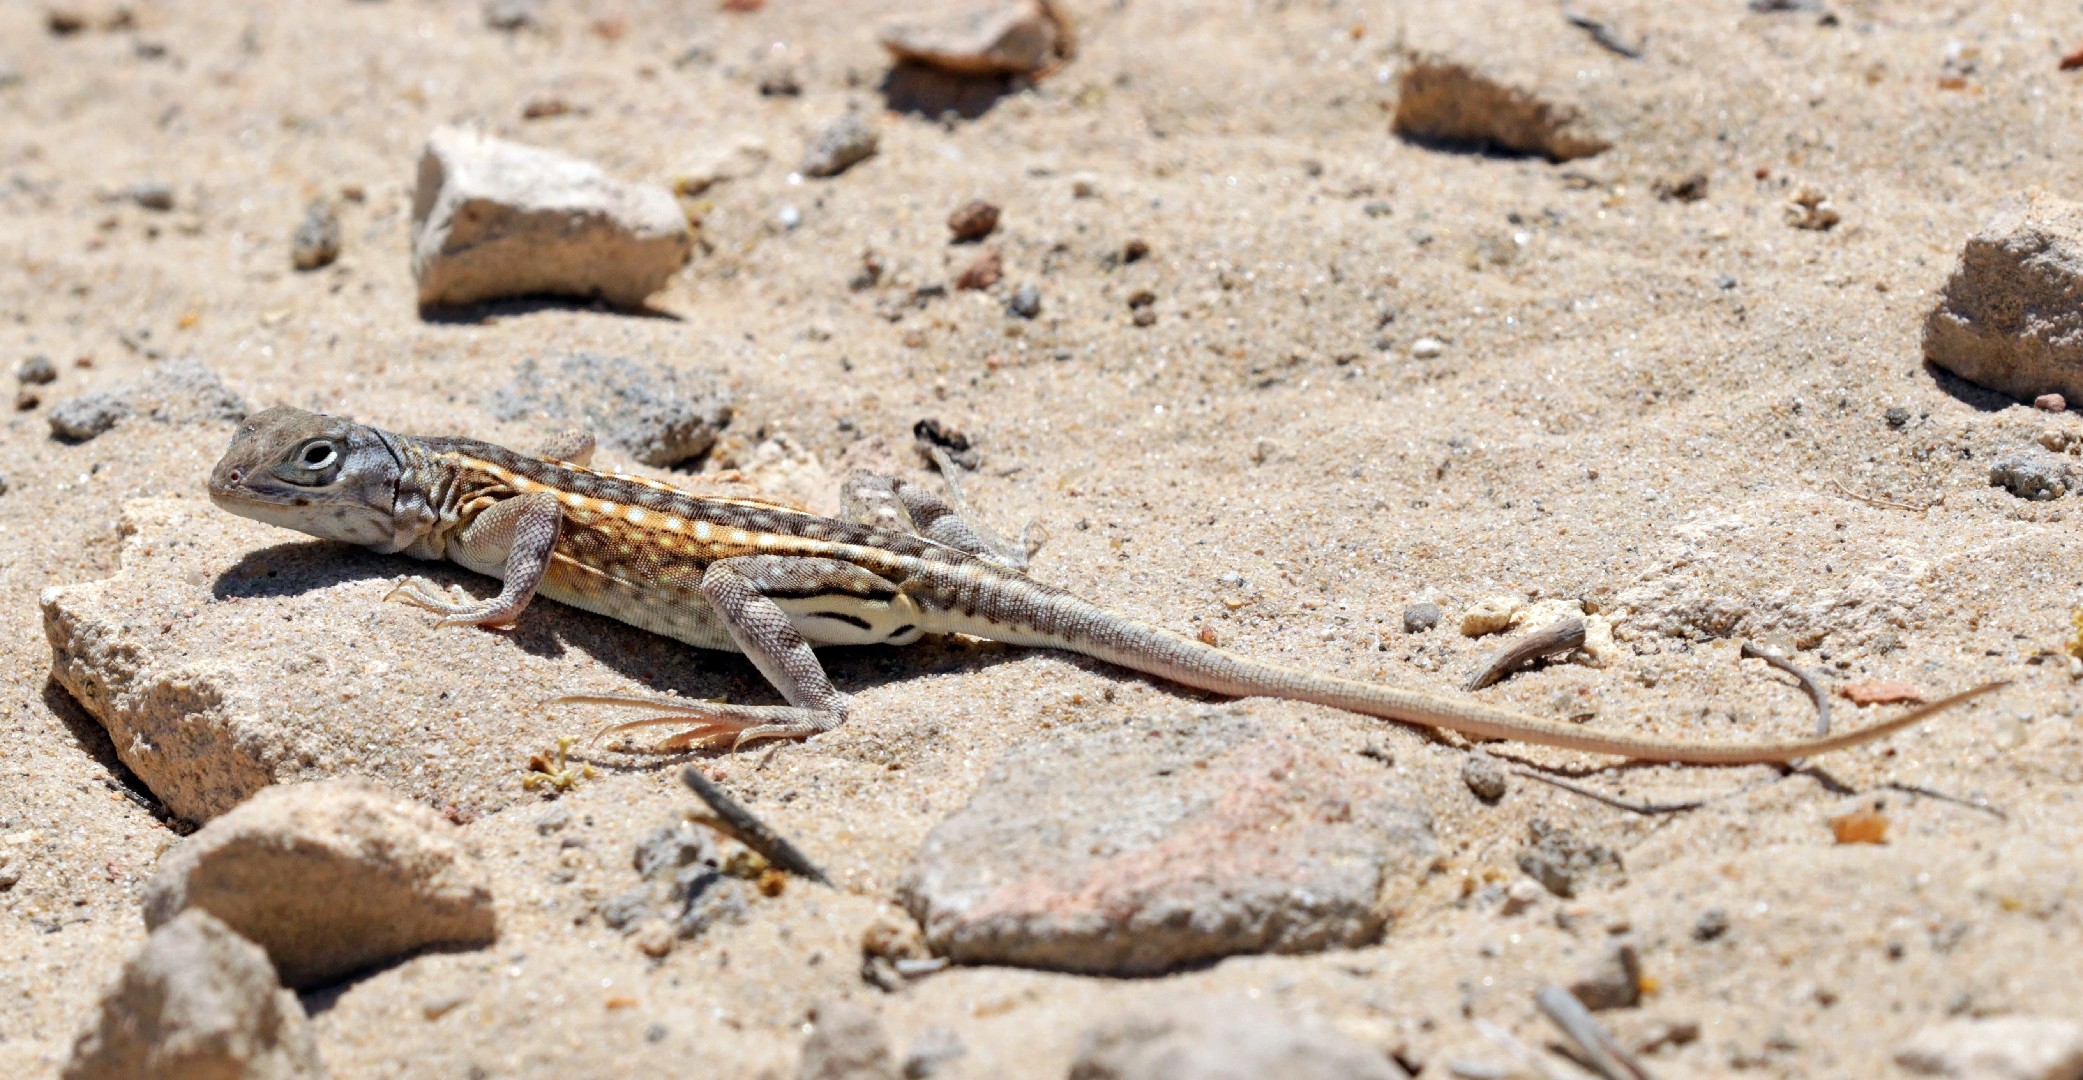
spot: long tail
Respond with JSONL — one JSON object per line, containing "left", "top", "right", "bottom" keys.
{"left": 987, "top": 592, "right": 2003, "bottom": 765}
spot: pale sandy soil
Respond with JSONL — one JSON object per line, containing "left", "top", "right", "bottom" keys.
{"left": 3, "top": 1, "right": 2082, "bottom": 1077}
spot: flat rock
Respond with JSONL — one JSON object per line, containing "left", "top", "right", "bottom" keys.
{"left": 410, "top": 126, "right": 692, "bottom": 308}
{"left": 142, "top": 779, "right": 496, "bottom": 988}
{"left": 1389, "top": 1, "right": 1629, "bottom": 161}
{"left": 484, "top": 352, "right": 734, "bottom": 467}
{"left": 1068, "top": 997, "right": 1408, "bottom": 1080}
{"left": 880, "top": 0, "right": 1066, "bottom": 77}
{"left": 1896, "top": 1016, "right": 2083, "bottom": 1080}
{"left": 63, "top": 909, "right": 321, "bottom": 1080}
{"left": 898, "top": 708, "right": 1434, "bottom": 975}
{"left": 48, "top": 359, "right": 246, "bottom": 443}
{"left": 42, "top": 496, "right": 689, "bottom": 821}
{"left": 1925, "top": 191, "right": 2083, "bottom": 404}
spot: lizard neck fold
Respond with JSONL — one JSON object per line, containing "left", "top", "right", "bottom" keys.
{"left": 380, "top": 432, "right": 448, "bottom": 558}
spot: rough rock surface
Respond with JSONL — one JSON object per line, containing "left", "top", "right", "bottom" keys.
{"left": 899, "top": 709, "right": 1434, "bottom": 975}
{"left": 47, "top": 360, "right": 246, "bottom": 443}
{"left": 1924, "top": 191, "right": 2083, "bottom": 404}
{"left": 1067, "top": 997, "right": 1408, "bottom": 1080}
{"left": 484, "top": 352, "right": 735, "bottom": 467}
{"left": 63, "top": 910, "right": 321, "bottom": 1080}
{"left": 142, "top": 779, "right": 496, "bottom": 988}
{"left": 1895, "top": 1016, "right": 2083, "bottom": 1080}
{"left": 1393, "top": 53, "right": 1611, "bottom": 162}
{"left": 800, "top": 113, "right": 879, "bottom": 179}
{"left": 880, "top": 0, "right": 1065, "bottom": 77}
{"left": 410, "top": 126, "right": 691, "bottom": 308}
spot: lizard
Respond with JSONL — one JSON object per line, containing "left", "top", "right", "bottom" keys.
{"left": 206, "top": 405, "right": 1999, "bottom": 763}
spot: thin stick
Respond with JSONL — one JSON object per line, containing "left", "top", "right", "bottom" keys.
{"left": 1535, "top": 986, "right": 1655, "bottom": 1080}
{"left": 1830, "top": 478, "right": 1933, "bottom": 513}
{"left": 1468, "top": 618, "right": 1587, "bottom": 691}
{"left": 1511, "top": 767, "right": 1716, "bottom": 816}
{"left": 680, "top": 767, "right": 831, "bottom": 886}
{"left": 1739, "top": 641, "right": 1831, "bottom": 736}
{"left": 1562, "top": 10, "right": 1644, "bottom": 59}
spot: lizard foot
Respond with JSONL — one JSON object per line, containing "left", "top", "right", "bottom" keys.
{"left": 385, "top": 576, "right": 520, "bottom": 628}
{"left": 558, "top": 693, "right": 839, "bottom": 753}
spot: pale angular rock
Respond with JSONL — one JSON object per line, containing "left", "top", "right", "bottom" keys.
{"left": 63, "top": 910, "right": 322, "bottom": 1080}
{"left": 410, "top": 126, "right": 691, "bottom": 308}
{"left": 1925, "top": 191, "right": 2083, "bottom": 404}
{"left": 1393, "top": 52, "right": 1610, "bottom": 161}
{"left": 880, "top": 0, "right": 1065, "bottom": 77}
{"left": 1895, "top": 1016, "right": 2083, "bottom": 1080}
{"left": 899, "top": 709, "right": 1434, "bottom": 975}
{"left": 1069, "top": 997, "right": 1408, "bottom": 1080}
{"left": 799, "top": 999, "right": 897, "bottom": 1080}
{"left": 1389, "top": 0, "right": 1630, "bottom": 162}
{"left": 485, "top": 352, "right": 734, "bottom": 467}
{"left": 800, "top": 114, "right": 879, "bottom": 179}
{"left": 142, "top": 779, "right": 496, "bottom": 988}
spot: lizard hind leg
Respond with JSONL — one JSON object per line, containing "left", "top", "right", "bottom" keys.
{"left": 560, "top": 694, "right": 840, "bottom": 752}
{"left": 842, "top": 451, "right": 1042, "bottom": 570}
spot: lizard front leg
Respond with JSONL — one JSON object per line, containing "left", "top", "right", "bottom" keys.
{"left": 565, "top": 557, "right": 850, "bottom": 751}
{"left": 388, "top": 491, "right": 563, "bottom": 627}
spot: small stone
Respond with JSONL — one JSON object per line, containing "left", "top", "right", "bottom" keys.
{"left": 1885, "top": 405, "right": 1913, "bottom": 429}
{"left": 634, "top": 821, "right": 714, "bottom": 880}
{"left": 1568, "top": 941, "right": 1643, "bottom": 1011}
{"left": 1121, "top": 238, "right": 1150, "bottom": 263}
{"left": 756, "top": 62, "right": 802, "bottom": 97}
{"left": 1392, "top": 53, "right": 1610, "bottom": 162}
{"left": 800, "top": 113, "right": 879, "bottom": 179}
{"left": 48, "top": 9, "right": 88, "bottom": 35}
{"left": 1500, "top": 879, "right": 1543, "bottom": 916}
{"left": 411, "top": 126, "right": 692, "bottom": 308}
{"left": 1402, "top": 602, "right": 1442, "bottom": 634}
{"left": 902, "top": 1027, "right": 966, "bottom": 1079}
{"left": 672, "top": 137, "right": 770, "bottom": 196}
{"left": 1069, "top": 997, "right": 1409, "bottom": 1080}
{"left": 16, "top": 388, "right": 38, "bottom": 411}
{"left": 289, "top": 200, "right": 340, "bottom": 272}
{"left": 123, "top": 181, "right": 176, "bottom": 211}
{"left": 1693, "top": 907, "right": 1730, "bottom": 942}
{"left": 485, "top": 352, "right": 734, "bottom": 468}
{"left": 1786, "top": 188, "right": 1841, "bottom": 230}
{"left": 599, "top": 888, "right": 651, "bottom": 932}
{"left": 2037, "top": 393, "right": 2068, "bottom": 413}
{"left": 1459, "top": 595, "right": 1524, "bottom": 637}
{"left": 1989, "top": 455, "right": 2074, "bottom": 500}
{"left": 534, "top": 806, "right": 572, "bottom": 835}
{"left": 633, "top": 919, "right": 676, "bottom": 958}
{"left": 947, "top": 199, "right": 1000, "bottom": 242}
{"left": 141, "top": 779, "right": 497, "bottom": 988}
{"left": 1410, "top": 337, "right": 1445, "bottom": 359}
{"left": 955, "top": 247, "right": 1003, "bottom": 291}
{"left": 1827, "top": 808, "right": 1888, "bottom": 845}
{"left": 482, "top": 0, "right": 542, "bottom": 30}
{"left": 799, "top": 999, "right": 897, "bottom": 1080}
{"left": 48, "top": 360, "right": 246, "bottom": 443}
{"left": 1925, "top": 192, "right": 2083, "bottom": 404}
{"left": 48, "top": 392, "right": 128, "bottom": 442}
{"left": 1838, "top": 681, "right": 1923, "bottom": 706}
{"left": 1461, "top": 752, "right": 1508, "bottom": 803}
{"left": 879, "top": 0, "right": 1064, "bottom": 76}
{"left": 1653, "top": 171, "right": 1709, "bottom": 203}
{"left": 62, "top": 910, "right": 321, "bottom": 1080}
{"left": 1130, "top": 308, "right": 1157, "bottom": 327}
{"left": 899, "top": 709, "right": 1434, "bottom": 975}
{"left": 17, "top": 354, "right": 57, "bottom": 384}
{"left": 0, "top": 863, "right": 19, "bottom": 891}
{"left": 1517, "top": 819, "right": 1623, "bottom": 898}
{"left": 676, "top": 871, "right": 752, "bottom": 939}
{"left": 1895, "top": 1016, "right": 2083, "bottom": 1080}
{"left": 1008, "top": 283, "right": 1042, "bottom": 318}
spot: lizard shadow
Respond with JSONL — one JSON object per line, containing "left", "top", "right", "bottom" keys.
{"left": 211, "top": 540, "right": 408, "bottom": 601}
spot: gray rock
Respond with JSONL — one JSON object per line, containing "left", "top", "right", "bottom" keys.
{"left": 1990, "top": 455, "right": 2074, "bottom": 500}
{"left": 1693, "top": 907, "right": 1730, "bottom": 942}
{"left": 1516, "top": 819, "right": 1622, "bottom": 898}
{"left": 1925, "top": 191, "right": 2083, "bottom": 404}
{"left": 1895, "top": 1016, "right": 2083, "bottom": 1080}
{"left": 1008, "top": 283, "right": 1042, "bottom": 318}
{"left": 798, "top": 999, "right": 897, "bottom": 1080}
{"left": 142, "top": 779, "right": 497, "bottom": 988}
{"left": 17, "top": 354, "right": 57, "bottom": 384}
{"left": 47, "top": 360, "right": 245, "bottom": 443}
{"left": 676, "top": 869, "right": 753, "bottom": 939}
{"left": 411, "top": 126, "right": 692, "bottom": 308}
{"left": 482, "top": 0, "right": 542, "bottom": 30}
{"left": 599, "top": 888, "right": 651, "bottom": 932}
{"left": 123, "top": 181, "right": 176, "bottom": 211}
{"left": 49, "top": 392, "right": 127, "bottom": 442}
{"left": 1460, "top": 752, "right": 1508, "bottom": 803}
{"left": 63, "top": 909, "right": 321, "bottom": 1080}
{"left": 1392, "top": 51, "right": 1610, "bottom": 161}
{"left": 1567, "top": 941, "right": 1642, "bottom": 1011}
{"left": 800, "top": 113, "right": 879, "bottom": 179}
{"left": 880, "top": 0, "right": 1064, "bottom": 76}
{"left": 485, "top": 352, "right": 734, "bottom": 467}
{"left": 1402, "top": 602, "right": 1441, "bottom": 634}
{"left": 1068, "top": 997, "right": 1409, "bottom": 1080}
{"left": 289, "top": 200, "right": 340, "bottom": 272}
{"left": 633, "top": 821, "right": 714, "bottom": 880}
{"left": 899, "top": 708, "right": 1435, "bottom": 975}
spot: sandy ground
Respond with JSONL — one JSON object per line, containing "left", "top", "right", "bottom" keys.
{"left": 3, "top": 0, "right": 2082, "bottom": 1076}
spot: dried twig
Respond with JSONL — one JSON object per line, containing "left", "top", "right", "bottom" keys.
{"left": 1563, "top": 9, "right": 1644, "bottom": 59}
{"left": 1881, "top": 780, "right": 2009, "bottom": 820}
{"left": 1468, "top": 618, "right": 1586, "bottom": 691}
{"left": 1535, "top": 986, "right": 1655, "bottom": 1080}
{"left": 1739, "top": 641, "right": 1831, "bottom": 736}
{"left": 1511, "top": 767, "right": 1717, "bottom": 816}
{"left": 1830, "top": 478, "right": 1934, "bottom": 513}
{"left": 681, "top": 766, "right": 831, "bottom": 886}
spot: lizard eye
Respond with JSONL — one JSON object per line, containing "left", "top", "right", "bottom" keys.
{"left": 298, "top": 440, "right": 338, "bottom": 471}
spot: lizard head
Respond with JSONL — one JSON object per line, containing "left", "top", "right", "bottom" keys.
{"left": 208, "top": 405, "right": 406, "bottom": 549}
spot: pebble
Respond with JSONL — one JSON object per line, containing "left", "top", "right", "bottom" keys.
{"left": 1069, "top": 997, "right": 1409, "bottom": 1080}
{"left": 1925, "top": 191, "right": 2083, "bottom": 403}
{"left": 1392, "top": 53, "right": 1609, "bottom": 162}
{"left": 485, "top": 352, "right": 734, "bottom": 467}
{"left": 1895, "top": 1016, "right": 2083, "bottom": 1080}
{"left": 122, "top": 181, "right": 175, "bottom": 211}
{"left": 955, "top": 247, "right": 1002, "bottom": 290}
{"left": 879, "top": 0, "right": 1064, "bottom": 76}
{"left": 1517, "top": 819, "right": 1623, "bottom": 898}
{"left": 1461, "top": 752, "right": 1508, "bottom": 803}
{"left": 1989, "top": 455, "right": 2074, "bottom": 500}
{"left": 16, "top": 354, "right": 57, "bottom": 384}
{"left": 1410, "top": 337, "right": 1445, "bottom": 359}
{"left": 1886, "top": 405, "right": 1913, "bottom": 429}
{"left": 1459, "top": 595, "right": 1524, "bottom": 637}
{"left": 48, "top": 393, "right": 128, "bottom": 442}
{"left": 800, "top": 113, "right": 879, "bottom": 179}
{"left": 63, "top": 910, "right": 322, "bottom": 1080}
{"left": 1008, "top": 282, "right": 1042, "bottom": 318}
{"left": 482, "top": 0, "right": 543, "bottom": 30}
{"left": 142, "top": 779, "right": 497, "bottom": 988}
{"left": 1402, "top": 602, "right": 1442, "bottom": 634}
{"left": 901, "top": 1027, "right": 966, "bottom": 1079}
{"left": 2037, "top": 393, "right": 2068, "bottom": 413}
{"left": 1567, "top": 941, "right": 1643, "bottom": 1011}
{"left": 289, "top": 199, "right": 340, "bottom": 272}
{"left": 48, "top": 359, "right": 245, "bottom": 444}
{"left": 1693, "top": 907, "right": 1730, "bottom": 942}
{"left": 534, "top": 806, "right": 572, "bottom": 835}
{"left": 898, "top": 708, "right": 1434, "bottom": 975}
{"left": 798, "top": 999, "right": 897, "bottom": 1080}
{"left": 947, "top": 199, "right": 1000, "bottom": 242}
{"left": 411, "top": 126, "right": 692, "bottom": 308}
{"left": 1785, "top": 188, "right": 1841, "bottom": 230}
{"left": 634, "top": 821, "right": 715, "bottom": 880}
